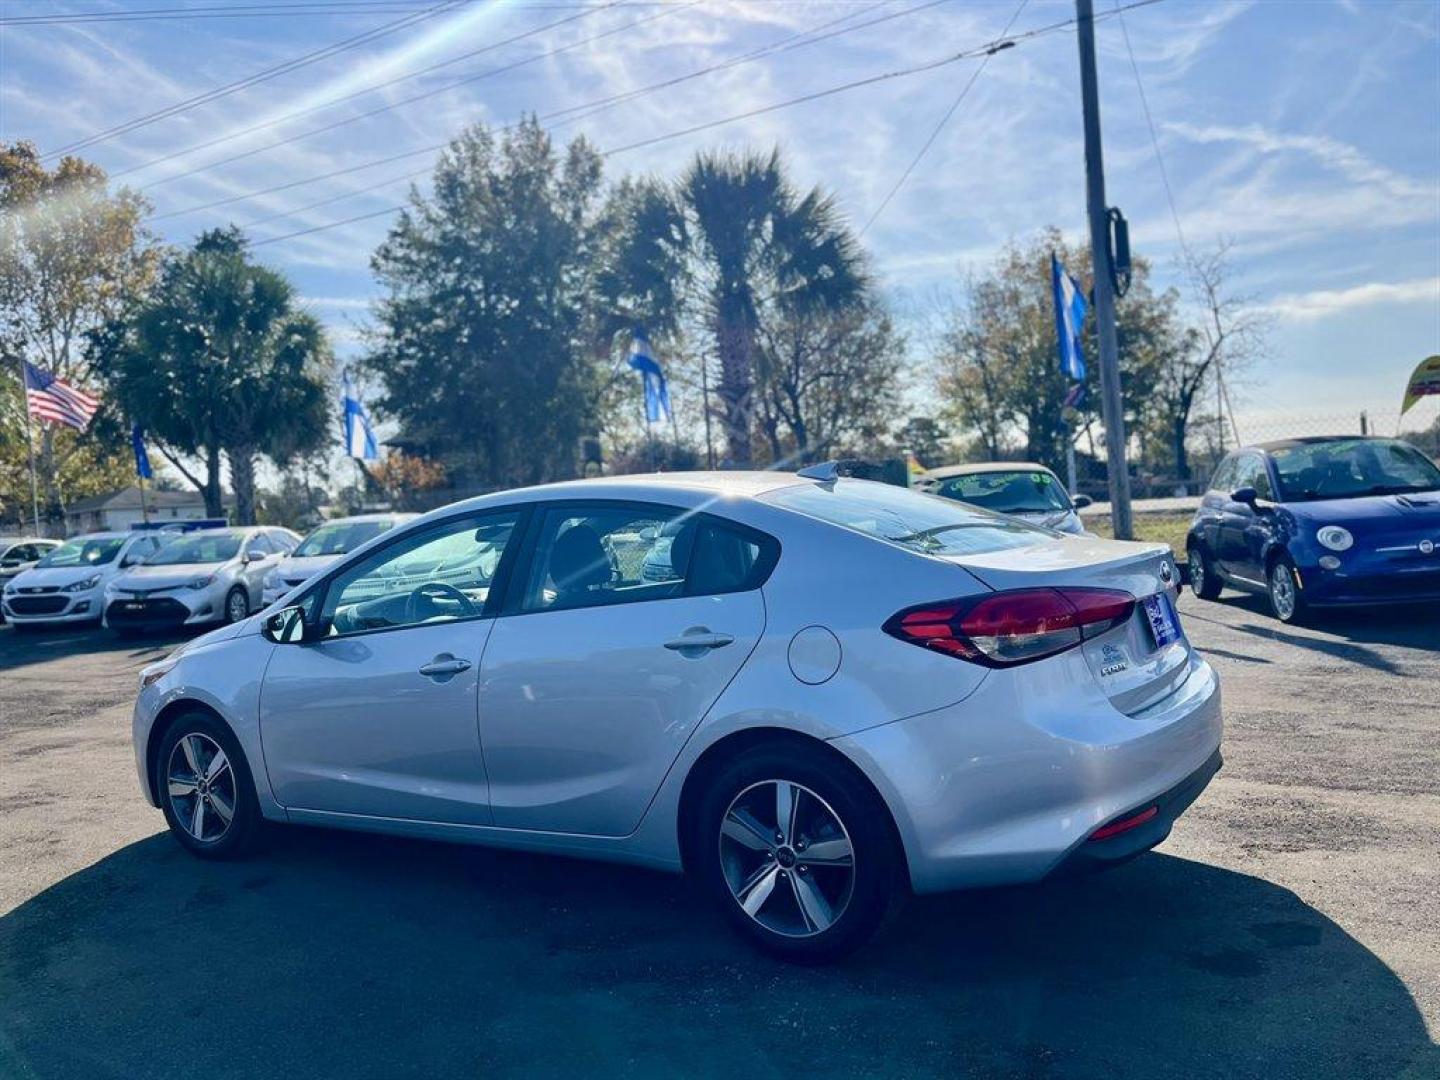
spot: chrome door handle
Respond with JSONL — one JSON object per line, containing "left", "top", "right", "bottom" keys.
{"left": 663, "top": 628, "right": 734, "bottom": 655}
{"left": 418, "top": 654, "right": 471, "bottom": 677}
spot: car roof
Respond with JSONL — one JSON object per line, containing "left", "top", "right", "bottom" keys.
{"left": 443, "top": 471, "right": 809, "bottom": 515}
{"left": 1248, "top": 435, "right": 1395, "bottom": 453}
{"left": 319, "top": 512, "right": 417, "bottom": 525}
{"left": 922, "top": 462, "right": 1054, "bottom": 479}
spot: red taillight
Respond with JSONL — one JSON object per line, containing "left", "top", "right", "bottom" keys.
{"left": 1088, "top": 805, "right": 1158, "bottom": 841}
{"left": 883, "top": 587, "right": 1136, "bottom": 666}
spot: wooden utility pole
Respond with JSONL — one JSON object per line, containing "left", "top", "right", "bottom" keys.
{"left": 1075, "top": 0, "right": 1134, "bottom": 538}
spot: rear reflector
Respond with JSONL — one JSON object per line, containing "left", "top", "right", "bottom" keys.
{"left": 884, "top": 587, "right": 1136, "bottom": 666}
{"left": 1088, "top": 805, "right": 1159, "bottom": 842}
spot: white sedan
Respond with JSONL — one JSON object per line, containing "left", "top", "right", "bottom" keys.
{"left": 261, "top": 513, "right": 416, "bottom": 607}
{"left": 131, "top": 471, "right": 1221, "bottom": 962}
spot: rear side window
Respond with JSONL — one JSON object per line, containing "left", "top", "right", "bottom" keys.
{"left": 764, "top": 480, "right": 1052, "bottom": 557}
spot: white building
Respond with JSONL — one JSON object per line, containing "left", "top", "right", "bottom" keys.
{"left": 64, "top": 487, "right": 224, "bottom": 534}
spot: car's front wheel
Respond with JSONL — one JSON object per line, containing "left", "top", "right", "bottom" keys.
{"left": 1188, "top": 543, "right": 1222, "bottom": 601}
{"left": 157, "top": 711, "right": 263, "bottom": 859}
{"left": 694, "top": 742, "right": 900, "bottom": 963}
{"left": 1267, "top": 554, "right": 1308, "bottom": 624}
{"left": 224, "top": 586, "right": 249, "bottom": 624}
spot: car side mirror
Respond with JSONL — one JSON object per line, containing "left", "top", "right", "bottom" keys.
{"left": 1071, "top": 494, "right": 1093, "bottom": 510}
{"left": 262, "top": 605, "right": 309, "bottom": 644}
{"left": 1230, "top": 486, "right": 1258, "bottom": 507}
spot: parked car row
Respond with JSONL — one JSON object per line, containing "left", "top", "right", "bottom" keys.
{"left": 1, "top": 514, "right": 413, "bottom": 633}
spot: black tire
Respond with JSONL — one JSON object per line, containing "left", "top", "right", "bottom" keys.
{"left": 1266, "top": 553, "right": 1309, "bottom": 625}
{"left": 156, "top": 711, "right": 264, "bottom": 859}
{"left": 1188, "top": 543, "right": 1222, "bottom": 601}
{"left": 694, "top": 741, "right": 900, "bottom": 964}
{"left": 224, "top": 586, "right": 249, "bottom": 624}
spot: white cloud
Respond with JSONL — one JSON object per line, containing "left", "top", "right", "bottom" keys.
{"left": 1263, "top": 277, "right": 1440, "bottom": 322}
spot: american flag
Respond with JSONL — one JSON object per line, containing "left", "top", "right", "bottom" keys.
{"left": 22, "top": 360, "right": 100, "bottom": 432}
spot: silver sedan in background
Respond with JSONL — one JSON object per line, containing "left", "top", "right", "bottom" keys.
{"left": 921, "top": 462, "right": 1095, "bottom": 536}
{"left": 131, "top": 472, "right": 1219, "bottom": 962}
{"left": 261, "top": 513, "right": 416, "bottom": 607}
{"left": 105, "top": 526, "right": 298, "bottom": 633}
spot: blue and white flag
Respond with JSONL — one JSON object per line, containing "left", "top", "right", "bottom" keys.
{"left": 1051, "top": 253, "right": 1088, "bottom": 383}
{"left": 627, "top": 328, "right": 672, "bottom": 424}
{"left": 131, "top": 424, "right": 153, "bottom": 480}
{"left": 342, "top": 374, "right": 379, "bottom": 461}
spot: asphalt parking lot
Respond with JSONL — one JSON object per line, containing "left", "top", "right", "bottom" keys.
{"left": 1, "top": 595, "right": 1437, "bottom": 1079}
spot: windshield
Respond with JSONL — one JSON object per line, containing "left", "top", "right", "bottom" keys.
{"left": 934, "top": 470, "right": 1071, "bottom": 514}
{"left": 1271, "top": 439, "right": 1440, "bottom": 502}
{"left": 146, "top": 532, "right": 243, "bottom": 566}
{"left": 36, "top": 537, "right": 125, "bottom": 568}
{"left": 764, "top": 479, "right": 1053, "bottom": 556}
{"left": 294, "top": 519, "right": 399, "bottom": 558}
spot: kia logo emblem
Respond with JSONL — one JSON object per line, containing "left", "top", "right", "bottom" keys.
{"left": 1422, "top": 539, "right": 1436, "bottom": 555}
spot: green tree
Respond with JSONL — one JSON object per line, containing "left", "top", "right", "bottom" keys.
{"left": 934, "top": 230, "right": 1167, "bottom": 477}
{"left": 364, "top": 120, "right": 610, "bottom": 489}
{"left": 95, "top": 228, "right": 331, "bottom": 523}
{"left": 677, "top": 148, "right": 867, "bottom": 466}
{"left": 0, "top": 142, "right": 158, "bottom": 530}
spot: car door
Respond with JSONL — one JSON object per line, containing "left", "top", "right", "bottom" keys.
{"left": 477, "top": 502, "right": 775, "bottom": 837}
{"left": 259, "top": 508, "right": 525, "bottom": 824}
{"left": 1216, "top": 454, "right": 1269, "bottom": 584}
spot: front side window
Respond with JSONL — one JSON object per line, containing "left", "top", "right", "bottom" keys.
{"left": 764, "top": 479, "right": 1051, "bottom": 558}
{"left": 1209, "top": 456, "right": 1239, "bottom": 494}
{"left": 935, "top": 470, "right": 1071, "bottom": 513}
{"left": 37, "top": 537, "right": 126, "bottom": 568}
{"left": 1235, "top": 455, "right": 1273, "bottom": 500}
{"left": 520, "top": 504, "right": 773, "bottom": 613}
{"left": 322, "top": 512, "right": 520, "bottom": 636}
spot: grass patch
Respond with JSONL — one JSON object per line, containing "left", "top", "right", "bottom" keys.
{"left": 1087, "top": 512, "right": 1193, "bottom": 557}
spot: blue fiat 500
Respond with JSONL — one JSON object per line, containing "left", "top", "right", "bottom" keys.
{"left": 1186, "top": 436, "right": 1440, "bottom": 623}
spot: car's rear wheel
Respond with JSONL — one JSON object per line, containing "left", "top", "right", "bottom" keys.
{"left": 157, "top": 712, "right": 263, "bottom": 859}
{"left": 1267, "top": 554, "right": 1308, "bottom": 624}
{"left": 1188, "top": 543, "right": 1222, "bottom": 601}
{"left": 694, "top": 742, "right": 899, "bottom": 964}
{"left": 224, "top": 586, "right": 249, "bottom": 624}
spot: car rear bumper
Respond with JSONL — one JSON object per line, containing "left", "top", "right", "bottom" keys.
{"left": 832, "top": 650, "right": 1223, "bottom": 895}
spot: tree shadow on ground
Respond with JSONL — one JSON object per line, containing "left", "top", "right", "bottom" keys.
{"left": 2, "top": 828, "right": 1434, "bottom": 1079}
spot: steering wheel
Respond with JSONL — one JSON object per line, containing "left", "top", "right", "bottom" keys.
{"left": 404, "top": 581, "right": 478, "bottom": 623}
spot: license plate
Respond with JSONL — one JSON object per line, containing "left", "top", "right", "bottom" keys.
{"left": 123, "top": 602, "right": 146, "bottom": 611}
{"left": 1142, "top": 592, "right": 1180, "bottom": 649}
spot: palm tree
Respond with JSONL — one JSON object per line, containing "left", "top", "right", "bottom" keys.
{"left": 678, "top": 149, "right": 867, "bottom": 466}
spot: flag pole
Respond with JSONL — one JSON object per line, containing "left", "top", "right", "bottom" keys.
{"left": 14, "top": 354, "right": 43, "bottom": 537}
{"left": 138, "top": 472, "right": 150, "bottom": 524}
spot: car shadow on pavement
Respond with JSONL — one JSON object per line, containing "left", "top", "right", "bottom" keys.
{"left": 2, "top": 828, "right": 1434, "bottom": 1079}
{"left": 0, "top": 624, "right": 189, "bottom": 674}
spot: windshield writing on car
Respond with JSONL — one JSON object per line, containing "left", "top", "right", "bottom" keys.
{"left": 294, "top": 520, "right": 397, "bottom": 557}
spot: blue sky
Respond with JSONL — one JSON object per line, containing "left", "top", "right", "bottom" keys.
{"left": 3, "top": 0, "right": 1438, "bottom": 438}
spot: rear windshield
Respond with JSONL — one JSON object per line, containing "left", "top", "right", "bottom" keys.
{"left": 764, "top": 479, "right": 1052, "bottom": 556}
{"left": 933, "top": 469, "right": 1071, "bottom": 513}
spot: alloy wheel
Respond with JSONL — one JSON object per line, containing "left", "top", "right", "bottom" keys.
{"left": 1269, "top": 563, "right": 1296, "bottom": 620}
{"left": 166, "top": 732, "right": 236, "bottom": 843}
{"left": 719, "top": 779, "right": 855, "bottom": 939}
{"left": 1188, "top": 551, "right": 1205, "bottom": 595}
{"left": 226, "top": 590, "right": 248, "bottom": 623}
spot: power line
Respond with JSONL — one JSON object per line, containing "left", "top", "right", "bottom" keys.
{"left": 40, "top": 0, "right": 464, "bottom": 160}
{"left": 858, "top": 0, "right": 1028, "bottom": 237}
{"left": 133, "top": 1, "right": 686, "bottom": 189}
{"left": 0, "top": 2, "right": 669, "bottom": 25}
{"left": 223, "top": 0, "right": 1166, "bottom": 247}
{"left": 152, "top": 0, "right": 932, "bottom": 220}
{"left": 110, "top": 0, "right": 626, "bottom": 179}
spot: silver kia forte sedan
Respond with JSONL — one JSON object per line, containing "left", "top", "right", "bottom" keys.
{"left": 132, "top": 471, "right": 1221, "bottom": 961}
